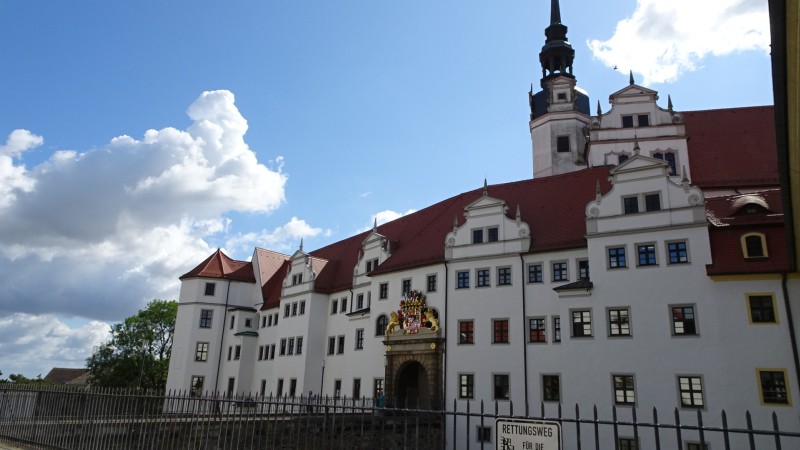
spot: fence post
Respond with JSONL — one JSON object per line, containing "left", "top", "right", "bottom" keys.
{"left": 652, "top": 407, "right": 661, "bottom": 450}
{"left": 746, "top": 410, "right": 756, "bottom": 450}
{"left": 575, "top": 403, "right": 581, "bottom": 450}
{"left": 772, "top": 411, "right": 782, "bottom": 450}
{"left": 674, "top": 407, "right": 682, "bottom": 449}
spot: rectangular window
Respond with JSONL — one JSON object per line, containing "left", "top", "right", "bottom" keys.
{"left": 487, "top": 227, "right": 499, "bottom": 242}
{"left": 623, "top": 196, "right": 639, "bottom": 214}
{"left": 288, "top": 337, "right": 295, "bottom": 355}
{"left": 667, "top": 241, "right": 689, "bottom": 264}
{"left": 528, "top": 264, "right": 543, "bottom": 283}
{"left": 227, "top": 377, "right": 235, "bottom": 396}
{"left": 258, "top": 345, "right": 263, "bottom": 361}
{"left": 459, "top": 320, "right": 474, "bottom": 344}
{"left": 229, "top": 315, "right": 235, "bottom": 330}
{"left": 637, "top": 244, "right": 657, "bottom": 266}
{"left": 402, "top": 279, "right": 412, "bottom": 295}
{"left": 572, "top": 310, "right": 592, "bottom": 337}
{"left": 678, "top": 376, "right": 704, "bottom": 408}
{"left": 284, "top": 304, "right": 290, "bottom": 318}
{"left": 553, "top": 316, "right": 561, "bottom": 343}
{"left": 748, "top": 294, "right": 777, "bottom": 323}
{"left": 296, "top": 337, "right": 303, "bottom": 355}
{"left": 195, "top": 342, "right": 209, "bottom": 362}
{"left": 613, "top": 375, "right": 636, "bottom": 405}
{"left": 331, "top": 299, "right": 338, "bottom": 315}
{"left": 619, "top": 438, "right": 638, "bottom": 450}
{"left": 552, "top": 262, "right": 568, "bottom": 281}
{"left": 334, "top": 380, "right": 342, "bottom": 398}
{"left": 427, "top": 274, "right": 437, "bottom": 292}
{"left": 261, "top": 315, "right": 267, "bottom": 328}
{"left": 199, "top": 309, "right": 213, "bottom": 328}
{"left": 477, "top": 426, "right": 492, "bottom": 444}
{"left": 493, "top": 319, "right": 509, "bottom": 344}
{"left": 374, "top": 379, "right": 384, "bottom": 399}
{"left": 608, "top": 308, "right": 631, "bottom": 336}
{"left": 276, "top": 379, "right": 284, "bottom": 397}
{"left": 273, "top": 314, "right": 278, "bottom": 326}
{"left": 234, "top": 345, "right": 241, "bottom": 360}
{"left": 270, "top": 344, "right": 275, "bottom": 359}
{"left": 608, "top": 247, "right": 627, "bottom": 268}
{"left": 497, "top": 267, "right": 512, "bottom": 286}
{"left": 645, "top": 193, "right": 661, "bottom": 211}
{"left": 758, "top": 369, "right": 790, "bottom": 405}
{"left": 477, "top": 269, "right": 490, "bottom": 287}
{"left": 556, "top": 135, "right": 570, "bottom": 152}
{"left": 280, "top": 339, "right": 286, "bottom": 356}
{"left": 355, "top": 328, "right": 364, "bottom": 350}
{"left": 379, "top": 282, "right": 388, "bottom": 299}
{"left": 204, "top": 282, "right": 216, "bottom": 296}
{"left": 494, "top": 374, "right": 510, "bottom": 400}
{"left": 244, "top": 318, "right": 252, "bottom": 328}
{"left": 542, "top": 375, "right": 560, "bottom": 402}
{"left": 352, "top": 378, "right": 361, "bottom": 399}
{"left": 268, "top": 314, "right": 273, "bottom": 327}
{"left": 337, "top": 335, "right": 345, "bottom": 354}
{"left": 621, "top": 115, "right": 634, "bottom": 128}
{"left": 529, "top": 318, "right": 546, "bottom": 343}
{"left": 191, "top": 376, "right": 204, "bottom": 396}
{"left": 457, "top": 271, "right": 470, "bottom": 289}
{"left": 578, "top": 260, "right": 589, "bottom": 280}
{"left": 291, "top": 302, "right": 298, "bottom": 316}
{"left": 671, "top": 305, "right": 697, "bottom": 335}
{"left": 260, "top": 379, "right": 266, "bottom": 396}
{"left": 357, "top": 294, "right": 364, "bottom": 310}
{"left": 328, "top": 337, "right": 335, "bottom": 355}
{"left": 637, "top": 114, "right": 649, "bottom": 127}
{"left": 472, "top": 229, "right": 483, "bottom": 244}
{"left": 459, "top": 374, "right": 474, "bottom": 399}
{"left": 341, "top": 297, "right": 348, "bottom": 312}
{"left": 745, "top": 234, "right": 766, "bottom": 257}
{"left": 300, "top": 300, "right": 306, "bottom": 315}
{"left": 227, "top": 346, "right": 232, "bottom": 361}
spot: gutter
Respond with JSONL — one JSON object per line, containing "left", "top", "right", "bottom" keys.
{"left": 781, "top": 273, "right": 800, "bottom": 390}
{"left": 520, "top": 254, "right": 529, "bottom": 416}
{"left": 214, "top": 279, "right": 232, "bottom": 394}
{"left": 443, "top": 260, "right": 449, "bottom": 412}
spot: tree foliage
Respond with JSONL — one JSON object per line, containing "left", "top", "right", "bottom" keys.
{"left": 87, "top": 299, "right": 178, "bottom": 390}
{"left": 0, "top": 371, "right": 49, "bottom": 384}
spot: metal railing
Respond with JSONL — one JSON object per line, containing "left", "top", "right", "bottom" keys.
{"left": 0, "top": 384, "right": 798, "bottom": 450}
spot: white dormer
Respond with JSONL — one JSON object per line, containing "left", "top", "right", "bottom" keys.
{"left": 585, "top": 153, "right": 705, "bottom": 236}
{"left": 444, "top": 183, "right": 531, "bottom": 260}
{"left": 353, "top": 220, "right": 391, "bottom": 282}
{"left": 282, "top": 241, "right": 317, "bottom": 294}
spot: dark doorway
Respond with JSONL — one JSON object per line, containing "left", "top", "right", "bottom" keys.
{"left": 396, "top": 361, "right": 429, "bottom": 409}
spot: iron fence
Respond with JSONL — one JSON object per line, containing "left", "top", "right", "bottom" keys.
{"left": 0, "top": 384, "right": 798, "bottom": 450}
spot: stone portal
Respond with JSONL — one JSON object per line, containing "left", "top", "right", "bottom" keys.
{"left": 384, "top": 333, "right": 444, "bottom": 410}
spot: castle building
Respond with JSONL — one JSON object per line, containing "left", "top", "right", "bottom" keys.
{"left": 166, "top": 2, "right": 797, "bottom": 448}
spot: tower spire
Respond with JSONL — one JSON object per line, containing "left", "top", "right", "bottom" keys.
{"left": 550, "top": 0, "right": 562, "bottom": 24}
{"left": 539, "top": 0, "right": 574, "bottom": 85}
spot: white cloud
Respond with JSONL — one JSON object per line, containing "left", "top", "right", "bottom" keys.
{"left": 0, "top": 90, "right": 288, "bottom": 322}
{"left": 358, "top": 209, "right": 417, "bottom": 233}
{"left": 0, "top": 314, "right": 109, "bottom": 377}
{"left": 226, "top": 217, "right": 332, "bottom": 254}
{"left": 588, "top": 0, "right": 770, "bottom": 84}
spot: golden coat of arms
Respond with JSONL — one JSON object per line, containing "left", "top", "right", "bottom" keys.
{"left": 385, "top": 289, "right": 439, "bottom": 335}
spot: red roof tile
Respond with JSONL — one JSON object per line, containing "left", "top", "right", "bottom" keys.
{"left": 310, "top": 167, "right": 614, "bottom": 293}
{"left": 685, "top": 106, "right": 778, "bottom": 189}
{"left": 180, "top": 249, "right": 256, "bottom": 283}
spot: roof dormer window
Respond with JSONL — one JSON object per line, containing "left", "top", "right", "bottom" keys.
{"left": 742, "top": 233, "right": 768, "bottom": 259}
{"left": 292, "top": 273, "right": 303, "bottom": 285}
{"left": 487, "top": 227, "right": 499, "bottom": 242}
{"left": 622, "top": 114, "right": 649, "bottom": 128}
{"left": 366, "top": 258, "right": 379, "bottom": 272}
{"left": 472, "top": 229, "right": 483, "bottom": 244}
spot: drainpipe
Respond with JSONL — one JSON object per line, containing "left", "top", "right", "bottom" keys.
{"left": 349, "top": 288, "right": 354, "bottom": 313}
{"left": 214, "top": 279, "right": 232, "bottom": 394}
{"left": 443, "top": 261, "right": 449, "bottom": 412}
{"left": 519, "top": 254, "right": 529, "bottom": 416}
{"left": 781, "top": 273, "right": 800, "bottom": 389}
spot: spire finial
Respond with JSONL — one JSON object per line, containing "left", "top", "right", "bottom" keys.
{"left": 299, "top": 238, "right": 304, "bottom": 252}
{"left": 629, "top": 70, "right": 634, "bottom": 85}
{"left": 452, "top": 214, "right": 459, "bottom": 232}
{"left": 633, "top": 137, "right": 641, "bottom": 155}
{"left": 596, "top": 100, "right": 602, "bottom": 116}
{"left": 595, "top": 180, "right": 603, "bottom": 202}
{"left": 516, "top": 204, "right": 521, "bottom": 223}
{"left": 667, "top": 95, "right": 673, "bottom": 112}
{"left": 483, "top": 179, "right": 488, "bottom": 197}
{"left": 681, "top": 165, "right": 689, "bottom": 183}
{"left": 550, "top": 0, "right": 562, "bottom": 24}
{"left": 373, "top": 217, "right": 378, "bottom": 232}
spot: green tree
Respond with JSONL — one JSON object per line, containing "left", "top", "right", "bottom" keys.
{"left": 87, "top": 299, "right": 178, "bottom": 390}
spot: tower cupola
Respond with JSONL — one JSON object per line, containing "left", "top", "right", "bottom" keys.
{"left": 539, "top": 0, "right": 575, "bottom": 86}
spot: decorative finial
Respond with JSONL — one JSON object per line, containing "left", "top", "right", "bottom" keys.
{"left": 629, "top": 70, "right": 634, "bottom": 85}
{"left": 483, "top": 179, "right": 488, "bottom": 197}
{"left": 299, "top": 238, "right": 304, "bottom": 252}
{"left": 681, "top": 165, "right": 689, "bottom": 182}
{"left": 550, "top": 0, "right": 562, "bottom": 24}
{"left": 667, "top": 95, "right": 673, "bottom": 112}
{"left": 595, "top": 180, "right": 602, "bottom": 195}
{"left": 452, "top": 214, "right": 459, "bottom": 232}
{"left": 633, "top": 137, "right": 640, "bottom": 155}
{"left": 596, "top": 100, "right": 602, "bottom": 116}
{"left": 373, "top": 217, "right": 378, "bottom": 232}
{"left": 516, "top": 204, "right": 521, "bottom": 223}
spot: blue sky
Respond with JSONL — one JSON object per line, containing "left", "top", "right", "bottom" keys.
{"left": 0, "top": 0, "right": 772, "bottom": 376}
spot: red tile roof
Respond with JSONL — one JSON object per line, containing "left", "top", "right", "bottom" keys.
{"left": 685, "top": 106, "right": 778, "bottom": 189}
{"left": 310, "top": 167, "right": 614, "bottom": 293}
{"left": 705, "top": 189, "right": 790, "bottom": 275}
{"left": 180, "top": 249, "right": 256, "bottom": 283}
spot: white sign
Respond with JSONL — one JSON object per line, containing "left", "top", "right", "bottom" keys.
{"left": 495, "top": 418, "right": 561, "bottom": 450}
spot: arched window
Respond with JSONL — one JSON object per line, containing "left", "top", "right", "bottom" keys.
{"left": 741, "top": 233, "right": 768, "bottom": 258}
{"left": 652, "top": 151, "right": 677, "bottom": 175}
{"left": 376, "top": 314, "right": 389, "bottom": 336}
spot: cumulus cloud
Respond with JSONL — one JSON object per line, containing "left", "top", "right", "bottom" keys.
{"left": 226, "top": 217, "right": 332, "bottom": 254}
{"left": 588, "top": 0, "right": 770, "bottom": 84}
{"left": 358, "top": 209, "right": 417, "bottom": 233}
{"left": 0, "top": 314, "right": 109, "bottom": 377}
{"left": 0, "top": 90, "right": 290, "bottom": 322}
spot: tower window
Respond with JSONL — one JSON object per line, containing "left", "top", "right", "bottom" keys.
{"left": 556, "top": 136, "right": 570, "bottom": 153}
{"left": 557, "top": 92, "right": 567, "bottom": 100}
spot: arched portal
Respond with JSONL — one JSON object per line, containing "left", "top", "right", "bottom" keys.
{"left": 396, "top": 361, "right": 429, "bottom": 409}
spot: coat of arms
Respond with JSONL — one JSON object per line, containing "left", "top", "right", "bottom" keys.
{"left": 385, "top": 289, "right": 439, "bottom": 335}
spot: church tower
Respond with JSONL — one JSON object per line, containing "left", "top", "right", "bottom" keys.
{"left": 529, "top": 0, "right": 591, "bottom": 178}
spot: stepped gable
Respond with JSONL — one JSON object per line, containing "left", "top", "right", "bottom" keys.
{"left": 179, "top": 248, "right": 255, "bottom": 283}
{"left": 254, "top": 248, "right": 290, "bottom": 310}
{"left": 309, "top": 166, "right": 614, "bottom": 293}
{"left": 685, "top": 106, "right": 778, "bottom": 189}
{"left": 705, "top": 189, "right": 790, "bottom": 275}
